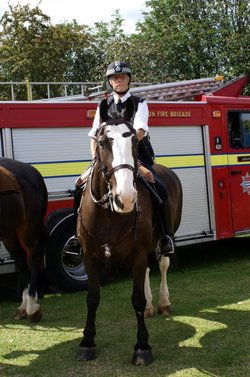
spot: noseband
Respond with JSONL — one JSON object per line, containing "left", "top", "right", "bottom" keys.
{"left": 104, "top": 163, "right": 135, "bottom": 179}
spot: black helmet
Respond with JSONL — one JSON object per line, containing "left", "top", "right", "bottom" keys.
{"left": 106, "top": 61, "right": 132, "bottom": 79}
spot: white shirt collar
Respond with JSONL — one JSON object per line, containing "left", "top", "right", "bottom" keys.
{"left": 113, "top": 91, "right": 131, "bottom": 104}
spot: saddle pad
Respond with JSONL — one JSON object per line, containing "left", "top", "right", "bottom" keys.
{"left": 0, "top": 166, "right": 21, "bottom": 193}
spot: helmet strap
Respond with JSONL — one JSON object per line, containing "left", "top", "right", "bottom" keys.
{"left": 113, "top": 88, "right": 129, "bottom": 95}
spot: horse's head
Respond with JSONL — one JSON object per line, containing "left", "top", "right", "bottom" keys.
{"left": 95, "top": 98, "right": 138, "bottom": 213}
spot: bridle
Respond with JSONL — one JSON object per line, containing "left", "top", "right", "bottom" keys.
{"left": 89, "top": 120, "right": 138, "bottom": 210}
{"left": 78, "top": 111, "right": 140, "bottom": 257}
{"left": 104, "top": 163, "right": 135, "bottom": 180}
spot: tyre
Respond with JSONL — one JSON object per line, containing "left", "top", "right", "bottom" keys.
{"left": 45, "top": 209, "right": 88, "bottom": 292}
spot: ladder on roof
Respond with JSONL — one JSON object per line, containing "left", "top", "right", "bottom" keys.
{"left": 87, "top": 75, "right": 225, "bottom": 102}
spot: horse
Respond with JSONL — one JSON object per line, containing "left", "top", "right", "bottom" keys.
{"left": 76, "top": 97, "right": 183, "bottom": 365}
{"left": 0, "top": 157, "right": 48, "bottom": 322}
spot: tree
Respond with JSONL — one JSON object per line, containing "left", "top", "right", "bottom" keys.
{"left": 1, "top": 1, "right": 249, "bottom": 98}
{"left": 214, "top": 0, "right": 250, "bottom": 89}
{"left": 132, "top": 0, "right": 250, "bottom": 86}
{"left": 76, "top": 10, "right": 131, "bottom": 82}
{"left": 0, "top": 4, "right": 90, "bottom": 99}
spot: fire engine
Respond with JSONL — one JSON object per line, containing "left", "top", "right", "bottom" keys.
{"left": 0, "top": 75, "right": 249, "bottom": 292}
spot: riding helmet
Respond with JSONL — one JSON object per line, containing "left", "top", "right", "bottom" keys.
{"left": 106, "top": 61, "right": 132, "bottom": 79}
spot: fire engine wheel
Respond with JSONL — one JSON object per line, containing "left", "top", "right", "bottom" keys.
{"left": 45, "top": 209, "right": 88, "bottom": 292}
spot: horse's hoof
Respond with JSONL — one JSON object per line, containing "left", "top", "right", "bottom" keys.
{"left": 144, "top": 307, "right": 154, "bottom": 318}
{"left": 157, "top": 304, "right": 172, "bottom": 316}
{"left": 29, "top": 309, "right": 43, "bottom": 322}
{"left": 14, "top": 309, "right": 28, "bottom": 320}
{"left": 77, "top": 347, "right": 96, "bottom": 361}
{"left": 132, "top": 349, "right": 153, "bottom": 366}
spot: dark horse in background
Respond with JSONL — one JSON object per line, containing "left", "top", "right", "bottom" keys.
{"left": 0, "top": 157, "right": 48, "bottom": 321}
{"left": 77, "top": 98, "right": 183, "bottom": 365}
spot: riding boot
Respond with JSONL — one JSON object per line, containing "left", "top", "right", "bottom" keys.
{"left": 157, "top": 200, "right": 175, "bottom": 257}
{"left": 64, "top": 185, "right": 83, "bottom": 254}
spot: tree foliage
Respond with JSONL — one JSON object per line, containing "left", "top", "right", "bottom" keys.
{"left": 69, "top": 10, "right": 130, "bottom": 84}
{"left": 136, "top": 0, "right": 250, "bottom": 83}
{"left": 0, "top": 4, "right": 90, "bottom": 98}
{"left": 0, "top": 1, "right": 249, "bottom": 98}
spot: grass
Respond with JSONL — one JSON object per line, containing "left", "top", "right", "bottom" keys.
{"left": 0, "top": 238, "right": 249, "bottom": 377}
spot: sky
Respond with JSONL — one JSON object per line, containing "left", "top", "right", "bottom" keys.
{"left": 0, "top": 0, "right": 147, "bottom": 33}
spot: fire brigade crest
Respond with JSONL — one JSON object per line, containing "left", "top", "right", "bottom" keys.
{"left": 240, "top": 172, "right": 250, "bottom": 195}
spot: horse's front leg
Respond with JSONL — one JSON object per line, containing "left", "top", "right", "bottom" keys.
{"left": 77, "top": 267, "right": 100, "bottom": 361}
{"left": 144, "top": 267, "right": 154, "bottom": 318}
{"left": 131, "top": 259, "right": 153, "bottom": 366}
{"left": 158, "top": 256, "right": 171, "bottom": 315}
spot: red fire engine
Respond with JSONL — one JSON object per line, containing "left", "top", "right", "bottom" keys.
{"left": 0, "top": 75, "right": 249, "bottom": 292}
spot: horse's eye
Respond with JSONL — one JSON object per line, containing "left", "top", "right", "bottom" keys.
{"left": 122, "top": 132, "right": 132, "bottom": 138}
{"left": 98, "top": 139, "right": 105, "bottom": 148}
{"left": 98, "top": 137, "right": 113, "bottom": 149}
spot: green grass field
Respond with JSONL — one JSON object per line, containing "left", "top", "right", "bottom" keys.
{"left": 0, "top": 239, "right": 249, "bottom": 377}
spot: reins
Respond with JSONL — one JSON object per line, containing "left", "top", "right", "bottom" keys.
{"left": 89, "top": 160, "right": 113, "bottom": 209}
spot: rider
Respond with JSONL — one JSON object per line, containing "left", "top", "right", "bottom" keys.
{"left": 69, "top": 60, "right": 174, "bottom": 256}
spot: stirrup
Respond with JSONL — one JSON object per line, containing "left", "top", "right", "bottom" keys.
{"left": 157, "top": 235, "right": 175, "bottom": 257}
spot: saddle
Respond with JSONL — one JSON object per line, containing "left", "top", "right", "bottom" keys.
{"left": 0, "top": 166, "right": 21, "bottom": 193}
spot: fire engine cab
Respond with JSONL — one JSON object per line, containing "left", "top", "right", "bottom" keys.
{"left": 0, "top": 75, "right": 249, "bottom": 292}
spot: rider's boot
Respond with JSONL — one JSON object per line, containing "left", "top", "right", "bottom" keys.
{"left": 64, "top": 185, "right": 83, "bottom": 254}
{"left": 157, "top": 201, "right": 175, "bottom": 256}
{"left": 158, "top": 234, "right": 175, "bottom": 256}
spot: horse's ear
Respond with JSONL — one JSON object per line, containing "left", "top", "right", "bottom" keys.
{"left": 99, "top": 99, "right": 109, "bottom": 121}
{"left": 124, "top": 97, "right": 134, "bottom": 121}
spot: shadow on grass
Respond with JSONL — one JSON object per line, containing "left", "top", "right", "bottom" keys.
{"left": 1, "top": 302, "right": 249, "bottom": 377}
{"left": 0, "top": 238, "right": 249, "bottom": 376}
{"left": 175, "top": 237, "right": 250, "bottom": 267}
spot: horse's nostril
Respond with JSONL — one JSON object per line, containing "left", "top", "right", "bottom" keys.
{"left": 115, "top": 195, "right": 124, "bottom": 210}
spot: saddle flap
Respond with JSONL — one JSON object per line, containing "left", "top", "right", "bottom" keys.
{"left": 0, "top": 166, "right": 21, "bottom": 193}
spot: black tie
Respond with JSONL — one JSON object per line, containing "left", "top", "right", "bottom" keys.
{"left": 117, "top": 99, "right": 123, "bottom": 112}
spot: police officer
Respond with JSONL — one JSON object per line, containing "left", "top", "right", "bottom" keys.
{"left": 68, "top": 61, "right": 174, "bottom": 256}
{"left": 89, "top": 61, "right": 148, "bottom": 154}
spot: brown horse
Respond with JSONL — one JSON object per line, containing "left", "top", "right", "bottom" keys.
{"left": 77, "top": 98, "right": 182, "bottom": 365}
{"left": 0, "top": 157, "right": 48, "bottom": 321}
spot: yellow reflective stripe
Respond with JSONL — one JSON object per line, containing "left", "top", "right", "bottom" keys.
{"left": 156, "top": 155, "right": 205, "bottom": 168}
{"left": 210, "top": 155, "right": 228, "bottom": 166}
{"left": 32, "top": 161, "right": 90, "bottom": 177}
{"left": 228, "top": 154, "right": 245, "bottom": 165}
{"left": 212, "top": 153, "right": 250, "bottom": 166}
{"left": 32, "top": 152, "right": 250, "bottom": 178}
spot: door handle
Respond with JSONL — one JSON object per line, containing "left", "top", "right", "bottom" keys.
{"left": 230, "top": 170, "right": 242, "bottom": 175}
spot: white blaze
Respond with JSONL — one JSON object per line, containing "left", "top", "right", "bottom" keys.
{"left": 108, "top": 124, "right": 137, "bottom": 213}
